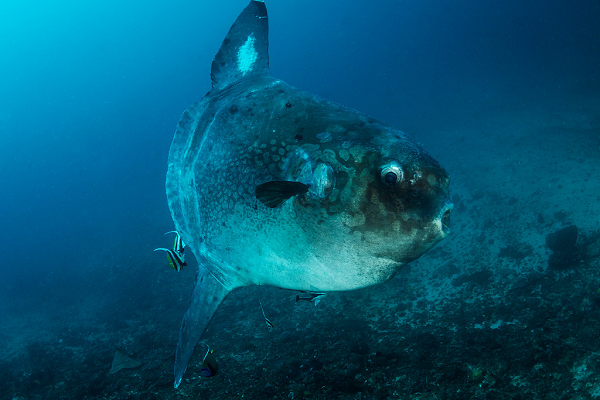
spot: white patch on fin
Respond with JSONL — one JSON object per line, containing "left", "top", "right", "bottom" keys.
{"left": 237, "top": 35, "right": 258, "bottom": 76}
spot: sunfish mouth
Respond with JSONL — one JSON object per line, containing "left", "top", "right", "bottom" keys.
{"left": 440, "top": 201, "right": 454, "bottom": 234}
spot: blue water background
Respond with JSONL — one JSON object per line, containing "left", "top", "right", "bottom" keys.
{"left": 1, "top": 0, "right": 599, "bottom": 319}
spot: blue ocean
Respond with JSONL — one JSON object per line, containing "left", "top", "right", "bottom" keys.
{"left": 2, "top": 0, "right": 600, "bottom": 398}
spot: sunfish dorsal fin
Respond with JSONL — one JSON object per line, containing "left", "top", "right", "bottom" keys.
{"left": 211, "top": 0, "right": 269, "bottom": 91}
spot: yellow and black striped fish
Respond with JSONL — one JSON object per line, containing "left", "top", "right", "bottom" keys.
{"left": 154, "top": 247, "right": 187, "bottom": 272}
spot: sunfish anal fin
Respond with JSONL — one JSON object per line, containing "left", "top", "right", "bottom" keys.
{"left": 210, "top": 0, "right": 269, "bottom": 91}
{"left": 174, "top": 267, "right": 230, "bottom": 388}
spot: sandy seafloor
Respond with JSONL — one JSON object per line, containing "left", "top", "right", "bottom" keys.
{"left": 2, "top": 88, "right": 600, "bottom": 399}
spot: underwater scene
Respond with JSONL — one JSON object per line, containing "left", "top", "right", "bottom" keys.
{"left": 1, "top": 0, "right": 600, "bottom": 399}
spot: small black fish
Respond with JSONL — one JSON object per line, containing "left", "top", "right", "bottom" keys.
{"left": 255, "top": 181, "right": 310, "bottom": 208}
{"left": 296, "top": 292, "right": 327, "bottom": 306}
{"left": 200, "top": 346, "right": 218, "bottom": 377}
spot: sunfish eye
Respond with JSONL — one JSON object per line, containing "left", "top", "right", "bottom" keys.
{"left": 384, "top": 172, "right": 397, "bottom": 184}
{"left": 380, "top": 163, "right": 403, "bottom": 185}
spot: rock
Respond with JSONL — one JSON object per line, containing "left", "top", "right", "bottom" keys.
{"left": 109, "top": 350, "right": 142, "bottom": 374}
{"left": 546, "top": 225, "right": 578, "bottom": 253}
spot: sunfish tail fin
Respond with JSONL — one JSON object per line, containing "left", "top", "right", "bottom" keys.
{"left": 174, "top": 267, "right": 230, "bottom": 388}
{"left": 210, "top": 0, "right": 269, "bottom": 91}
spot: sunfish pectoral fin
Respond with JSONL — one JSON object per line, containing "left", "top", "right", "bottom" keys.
{"left": 255, "top": 181, "right": 310, "bottom": 208}
{"left": 174, "top": 267, "right": 230, "bottom": 388}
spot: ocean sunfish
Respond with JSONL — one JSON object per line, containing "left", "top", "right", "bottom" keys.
{"left": 165, "top": 0, "right": 453, "bottom": 388}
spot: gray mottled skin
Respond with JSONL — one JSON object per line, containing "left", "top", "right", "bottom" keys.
{"left": 166, "top": 1, "right": 452, "bottom": 388}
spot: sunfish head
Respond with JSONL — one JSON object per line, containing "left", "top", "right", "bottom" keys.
{"left": 306, "top": 129, "right": 452, "bottom": 269}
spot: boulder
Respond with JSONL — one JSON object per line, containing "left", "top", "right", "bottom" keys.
{"left": 546, "top": 225, "right": 578, "bottom": 253}
{"left": 109, "top": 350, "right": 142, "bottom": 374}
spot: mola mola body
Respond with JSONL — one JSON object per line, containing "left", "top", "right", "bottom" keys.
{"left": 165, "top": 0, "right": 452, "bottom": 388}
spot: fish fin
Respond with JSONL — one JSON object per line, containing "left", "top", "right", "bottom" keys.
{"left": 312, "top": 293, "right": 326, "bottom": 307}
{"left": 255, "top": 181, "right": 310, "bottom": 208}
{"left": 174, "top": 267, "right": 230, "bottom": 388}
{"left": 211, "top": 0, "right": 269, "bottom": 91}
